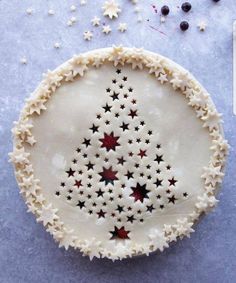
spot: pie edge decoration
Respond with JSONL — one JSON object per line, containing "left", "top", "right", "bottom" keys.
{"left": 9, "top": 46, "right": 229, "bottom": 261}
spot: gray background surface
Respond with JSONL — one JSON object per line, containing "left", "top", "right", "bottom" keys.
{"left": 0, "top": 0, "right": 236, "bottom": 282}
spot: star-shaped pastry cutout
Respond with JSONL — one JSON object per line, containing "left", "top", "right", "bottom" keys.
{"left": 99, "top": 132, "right": 120, "bottom": 151}
{"left": 130, "top": 183, "right": 149, "bottom": 202}
{"left": 110, "top": 226, "right": 130, "bottom": 239}
{"left": 128, "top": 109, "right": 138, "bottom": 119}
{"left": 99, "top": 166, "right": 118, "bottom": 185}
{"left": 138, "top": 149, "right": 146, "bottom": 159}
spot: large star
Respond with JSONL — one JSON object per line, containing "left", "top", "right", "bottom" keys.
{"left": 99, "top": 132, "right": 120, "bottom": 152}
{"left": 110, "top": 226, "right": 130, "bottom": 240}
{"left": 130, "top": 183, "right": 149, "bottom": 203}
{"left": 99, "top": 166, "right": 118, "bottom": 185}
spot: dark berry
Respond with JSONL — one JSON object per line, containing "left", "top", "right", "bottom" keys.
{"left": 180, "top": 21, "right": 189, "bottom": 31}
{"left": 212, "top": 0, "right": 220, "bottom": 2}
{"left": 181, "top": 2, "right": 192, "bottom": 12}
{"left": 161, "top": 5, "right": 170, "bottom": 16}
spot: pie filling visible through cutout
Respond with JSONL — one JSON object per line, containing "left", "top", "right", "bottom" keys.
{"left": 9, "top": 47, "right": 229, "bottom": 260}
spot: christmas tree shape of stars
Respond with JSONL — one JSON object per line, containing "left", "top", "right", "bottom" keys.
{"left": 56, "top": 68, "right": 188, "bottom": 240}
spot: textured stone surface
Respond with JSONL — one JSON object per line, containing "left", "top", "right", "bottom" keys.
{"left": 0, "top": 0, "right": 236, "bottom": 282}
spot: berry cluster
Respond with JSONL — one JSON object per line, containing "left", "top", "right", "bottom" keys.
{"left": 160, "top": 1, "right": 220, "bottom": 31}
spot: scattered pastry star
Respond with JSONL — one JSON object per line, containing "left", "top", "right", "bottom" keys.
{"left": 102, "top": 25, "right": 112, "bottom": 34}
{"left": 26, "top": 8, "right": 33, "bottom": 15}
{"left": 83, "top": 31, "right": 93, "bottom": 41}
{"left": 198, "top": 21, "right": 207, "bottom": 31}
{"left": 102, "top": 0, "right": 121, "bottom": 19}
{"left": 118, "top": 23, "right": 127, "bottom": 32}
{"left": 20, "top": 57, "right": 27, "bottom": 65}
{"left": 70, "top": 5, "right": 77, "bottom": 12}
{"left": 80, "top": 0, "right": 87, "bottom": 5}
{"left": 91, "top": 16, "right": 101, "bottom": 26}
{"left": 54, "top": 42, "right": 61, "bottom": 49}
{"left": 48, "top": 9, "right": 55, "bottom": 16}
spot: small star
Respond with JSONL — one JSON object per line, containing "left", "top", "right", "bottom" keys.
{"left": 168, "top": 195, "right": 177, "bottom": 204}
{"left": 112, "top": 79, "right": 117, "bottom": 84}
{"left": 20, "top": 57, "right": 27, "bottom": 65}
{"left": 115, "top": 113, "right": 119, "bottom": 118}
{"left": 119, "top": 84, "right": 124, "bottom": 89}
{"left": 110, "top": 91, "right": 119, "bottom": 101}
{"left": 128, "top": 87, "right": 133, "bottom": 92}
{"left": 138, "top": 149, "right": 147, "bottom": 159}
{"left": 118, "top": 22, "right": 127, "bottom": 32}
{"left": 148, "top": 130, "right": 152, "bottom": 135}
{"left": 54, "top": 42, "right": 61, "bottom": 49}
{"left": 55, "top": 191, "right": 60, "bottom": 196}
{"left": 83, "top": 153, "right": 87, "bottom": 158}
{"left": 72, "top": 159, "right": 77, "bottom": 164}
{"left": 131, "top": 99, "right": 136, "bottom": 104}
{"left": 103, "top": 103, "right": 112, "bottom": 112}
{"left": 102, "top": 25, "right": 112, "bottom": 34}
{"left": 106, "top": 87, "right": 111, "bottom": 92}
{"left": 166, "top": 165, "right": 171, "bottom": 170}
{"left": 123, "top": 76, "right": 127, "bottom": 81}
{"left": 129, "top": 152, "right": 133, "bottom": 157}
{"left": 82, "top": 138, "right": 91, "bottom": 147}
{"left": 70, "top": 5, "right": 77, "bottom": 12}
{"left": 83, "top": 31, "right": 93, "bottom": 41}
{"left": 76, "top": 148, "right": 81, "bottom": 153}
{"left": 120, "top": 104, "right": 125, "bottom": 109}
{"left": 125, "top": 171, "right": 133, "bottom": 180}
{"left": 140, "top": 121, "right": 145, "bottom": 126}
{"left": 128, "top": 109, "right": 138, "bottom": 119}
{"left": 154, "top": 178, "right": 162, "bottom": 188}
{"left": 97, "top": 209, "right": 106, "bottom": 218}
{"left": 117, "top": 156, "right": 126, "bottom": 165}
{"left": 96, "top": 189, "right": 104, "bottom": 197}
{"left": 77, "top": 201, "right": 85, "bottom": 209}
{"left": 123, "top": 93, "right": 128, "bottom": 98}
{"left": 120, "top": 122, "right": 129, "bottom": 131}
{"left": 147, "top": 204, "right": 155, "bottom": 213}
{"left": 66, "top": 168, "right": 75, "bottom": 177}
{"left": 154, "top": 154, "right": 163, "bottom": 164}
{"left": 90, "top": 124, "right": 99, "bottom": 133}
{"left": 127, "top": 215, "right": 135, "bottom": 223}
{"left": 116, "top": 69, "right": 121, "bottom": 74}
{"left": 91, "top": 16, "right": 100, "bottom": 26}
{"left": 97, "top": 114, "right": 101, "bottom": 119}
{"left": 67, "top": 195, "right": 72, "bottom": 200}
{"left": 198, "top": 21, "right": 207, "bottom": 32}
{"left": 183, "top": 192, "right": 188, "bottom": 198}
{"left": 169, "top": 177, "right": 177, "bottom": 186}
{"left": 86, "top": 161, "right": 94, "bottom": 170}
{"left": 74, "top": 180, "right": 82, "bottom": 188}
{"left": 116, "top": 205, "right": 124, "bottom": 213}
{"left": 145, "top": 139, "right": 150, "bottom": 144}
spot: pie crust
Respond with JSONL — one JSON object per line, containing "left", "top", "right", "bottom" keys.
{"left": 9, "top": 46, "right": 229, "bottom": 260}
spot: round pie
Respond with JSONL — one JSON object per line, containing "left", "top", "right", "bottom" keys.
{"left": 10, "top": 46, "right": 229, "bottom": 260}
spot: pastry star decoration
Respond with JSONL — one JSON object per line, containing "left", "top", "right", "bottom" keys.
{"left": 80, "top": 238, "right": 102, "bottom": 260}
{"left": 201, "top": 164, "right": 224, "bottom": 186}
{"left": 102, "top": 0, "right": 121, "bottom": 19}
{"left": 72, "top": 56, "right": 89, "bottom": 77}
{"left": 102, "top": 25, "right": 112, "bottom": 34}
{"left": 210, "top": 136, "right": 229, "bottom": 158}
{"left": 91, "top": 16, "right": 100, "bottom": 26}
{"left": 19, "top": 176, "right": 40, "bottom": 197}
{"left": 37, "top": 204, "right": 59, "bottom": 225}
{"left": 83, "top": 31, "right": 93, "bottom": 41}
{"left": 202, "top": 109, "right": 222, "bottom": 131}
{"left": 173, "top": 218, "right": 194, "bottom": 238}
{"left": 147, "top": 60, "right": 164, "bottom": 77}
{"left": 188, "top": 90, "right": 209, "bottom": 108}
{"left": 57, "top": 228, "right": 77, "bottom": 250}
{"left": 9, "top": 147, "right": 30, "bottom": 165}
{"left": 148, "top": 229, "right": 169, "bottom": 252}
{"left": 27, "top": 98, "right": 47, "bottom": 115}
{"left": 12, "top": 119, "right": 33, "bottom": 140}
{"left": 118, "top": 23, "right": 127, "bottom": 32}
{"left": 196, "top": 193, "right": 218, "bottom": 212}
